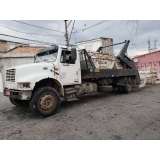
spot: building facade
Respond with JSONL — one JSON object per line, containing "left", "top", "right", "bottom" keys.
{"left": 76, "top": 37, "right": 113, "bottom": 55}
{"left": 132, "top": 50, "right": 160, "bottom": 79}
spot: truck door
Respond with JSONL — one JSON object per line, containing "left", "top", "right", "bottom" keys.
{"left": 59, "top": 49, "right": 81, "bottom": 85}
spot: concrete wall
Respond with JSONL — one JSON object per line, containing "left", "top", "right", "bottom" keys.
{"left": 0, "top": 42, "right": 9, "bottom": 53}
{"left": 0, "top": 73, "right": 3, "bottom": 92}
{"left": 0, "top": 53, "right": 35, "bottom": 90}
{"left": 133, "top": 50, "right": 160, "bottom": 79}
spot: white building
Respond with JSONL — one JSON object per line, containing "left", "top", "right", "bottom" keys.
{"left": 76, "top": 37, "right": 113, "bottom": 54}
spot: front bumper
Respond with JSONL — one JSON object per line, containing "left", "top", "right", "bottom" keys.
{"left": 4, "top": 89, "right": 32, "bottom": 100}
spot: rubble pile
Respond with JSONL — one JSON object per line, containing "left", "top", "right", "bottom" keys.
{"left": 139, "top": 69, "right": 158, "bottom": 85}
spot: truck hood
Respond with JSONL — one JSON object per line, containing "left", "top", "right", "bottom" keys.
{"left": 7, "top": 62, "right": 53, "bottom": 70}
{"left": 6, "top": 62, "right": 56, "bottom": 84}
{"left": 5, "top": 62, "right": 63, "bottom": 90}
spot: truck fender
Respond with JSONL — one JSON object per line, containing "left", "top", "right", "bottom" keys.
{"left": 32, "top": 78, "right": 64, "bottom": 97}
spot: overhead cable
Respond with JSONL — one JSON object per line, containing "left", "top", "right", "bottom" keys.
{"left": 68, "top": 20, "right": 75, "bottom": 45}
{"left": 73, "top": 20, "right": 109, "bottom": 33}
{"left": 67, "top": 20, "right": 72, "bottom": 28}
{"left": 0, "top": 33, "right": 53, "bottom": 45}
{"left": 12, "top": 20, "right": 65, "bottom": 34}
{"left": 0, "top": 24, "right": 65, "bottom": 37}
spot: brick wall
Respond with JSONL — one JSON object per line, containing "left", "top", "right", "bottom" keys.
{"left": 9, "top": 46, "right": 45, "bottom": 54}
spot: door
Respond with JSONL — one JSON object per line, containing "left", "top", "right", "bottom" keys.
{"left": 59, "top": 49, "right": 81, "bottom": 85}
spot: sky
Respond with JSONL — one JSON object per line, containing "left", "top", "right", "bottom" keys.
{"left": 0, "top": 20, "right": 160, "bottom": 57}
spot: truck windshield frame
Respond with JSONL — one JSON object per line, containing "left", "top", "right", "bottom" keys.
{"left": 35, "top": 49, "right": 58, "bottom": 63}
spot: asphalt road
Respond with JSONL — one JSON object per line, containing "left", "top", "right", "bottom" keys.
{"left": 0, "top": 84, "right": 160, "bottom": 140}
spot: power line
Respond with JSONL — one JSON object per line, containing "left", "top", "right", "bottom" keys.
{"left": 0, "top": 41, "right": 48, "bottom": 48}
{"left": 73, "top": 20, "right": 109, "bottom": 33}
{"left": 80, "top": 20, "right": 122, "bottom": 41}
{"left": 81, "top": 21, "right": 86, "bottom": 27}
{"left": 0, "top": 24, "right": 65, "bottom": 37}
{"left": 68, "top": 20, "right": 75, "bottom": 45}
{"left": 67, "top": 20, "right": 72, "bottom": 28}
{"left": 125, "top": 20, "right": 139, "bottom": 51}
{"left": 12, "top": 20, "right": 65, "bottom": 34}
{"left": 0, "top": 33, "right": 54, "bottom": 45}
{"left": 73, "top": 32, "right": 76, "bottom": 43}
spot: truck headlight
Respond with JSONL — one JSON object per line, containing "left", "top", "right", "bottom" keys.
{"left": 18, "top": 83, "right": 30, "bottom": 88}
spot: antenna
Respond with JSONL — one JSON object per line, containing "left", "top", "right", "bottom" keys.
{"left": 148, "top": 38, "right": 150, "bottom": 52}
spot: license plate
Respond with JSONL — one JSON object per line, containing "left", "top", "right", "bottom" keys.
{"left": 5, "top": 90, "right": 10, "bottom": 96}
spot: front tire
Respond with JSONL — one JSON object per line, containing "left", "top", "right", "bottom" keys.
{"left": 29, "top": 86, "right": 61, "bottom": 118}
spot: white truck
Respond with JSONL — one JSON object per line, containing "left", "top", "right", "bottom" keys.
{"left": 3, "top": 40, "right": 140, "bottom": 118}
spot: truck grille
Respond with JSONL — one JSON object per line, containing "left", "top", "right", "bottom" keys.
{"left": 6, "top": 69, "right": 16, "bottom": 82}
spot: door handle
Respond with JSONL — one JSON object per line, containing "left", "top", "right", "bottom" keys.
{"left": 63, "top": 64, "right": 70, "bottom": 66}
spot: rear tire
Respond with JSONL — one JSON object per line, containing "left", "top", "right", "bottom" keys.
{"left": 122, "top": 77, "right": 132, "bottom": 93}
{"left": 29, "top": 86, "right": 61, "bottom": 118}
{"left": 9, "top": 98, "right": 29, "bottom": 107}
{"left": 118, "top": 86, "right": 123, "bottom": 93}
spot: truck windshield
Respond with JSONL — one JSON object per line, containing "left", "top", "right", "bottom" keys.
{"left": 35, "top": 49, "right": 58, "bottom": 63}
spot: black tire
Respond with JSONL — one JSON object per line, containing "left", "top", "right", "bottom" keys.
{"left": 112, "top": 84, "right": 117, "bottom": 91}
{"left": 122, "top": 78, "right": 132, "bottom": 93}
{"left": 9, "top": 98, "right": 29, "bottom": 107}
{"left": 29, "top": 86, "right": 61, "bottom": 118}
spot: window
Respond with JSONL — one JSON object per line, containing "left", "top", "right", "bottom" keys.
{"left": 60, "top": 50, "right": 75, "bottom": 64}
{"left": 35, "top": 49, "right": 58, "bottom": 63}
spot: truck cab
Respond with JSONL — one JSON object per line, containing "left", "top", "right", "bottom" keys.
{"left": 35, "top": 45, "right": 81, "bottom": 85}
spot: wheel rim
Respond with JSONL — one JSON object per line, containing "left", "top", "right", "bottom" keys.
{"left": 39, "top": 94, "right": 55, "bottom": 111}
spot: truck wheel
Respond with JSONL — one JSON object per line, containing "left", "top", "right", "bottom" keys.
{"left": 29, "top": 86, "right": 61, "bottom": 118}
{"left": 9, "top": 98, "right": 29, "bottom": 107}
{"left": 118, "top": 86, "right": 123, "bottom": 93}
{"left": 122, "top": 78, "right": 132, "bottom": 93}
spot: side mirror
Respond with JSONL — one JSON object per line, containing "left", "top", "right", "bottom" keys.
{"left": 71, "top": 48, "right": 77, "bottom": 63}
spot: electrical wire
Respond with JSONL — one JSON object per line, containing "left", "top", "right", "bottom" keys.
{"left": 0, "top": 24, "right": 65, "bottom": 37}
{"left": 12, "top": 20, "right": 65, "bottom": 34}
{"left": 73, "top": 32, "right": 76, "bottom": 44}
{"left": 73, "top": 20, "right": 109, "bottom": 33}
{"left": 82, "top": 21, "right": 86, "bottom": 27}
{"left": 0, "top": 33, "right": 54, "bottom": 45}
{"left": 79, "top": 20, "right": 122, "bottom": 41}
{"left": 67, "top": 20, "right": 72, "bottom": 28}
{"left": 125, "top": 20, "right": 139, "bottom": 51}
{"left": 68, "top": 20, "right": 75, "bottom": 45}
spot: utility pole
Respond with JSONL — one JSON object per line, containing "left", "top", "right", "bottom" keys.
{"left": 64, "top": 20, "right": 69, "bottom": 46}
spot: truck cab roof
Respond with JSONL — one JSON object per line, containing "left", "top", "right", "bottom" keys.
{"left": 37, "top": 44, "right": 80, "bottom": 55}
{"left": 37, "top": 45, "right": 58, "bottom": 55}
